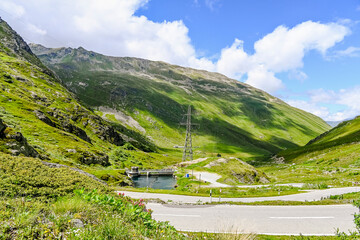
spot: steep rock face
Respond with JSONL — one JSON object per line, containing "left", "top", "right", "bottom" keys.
{"left": 0, "top": 17, "right": 54, "bottom": 78}
{"left": 31, "top": 44, "right": 331, "bottom": 159}
{"left": 0, "top": 118, "right": 40, "bottom": 158}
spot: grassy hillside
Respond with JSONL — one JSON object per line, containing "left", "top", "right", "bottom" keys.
{"left": 0, "top": 17, "right": 271, "bottom": 191}
{"left": 277, "top": 116, "right": 360, "bottom": 167}
{"left": 30, "top": 44, "right": 331, "bottom": 162}
{"left": 256, "top": 116, "right": 360, "bottom": 186}
{"left": 0, "top": 17, "right": 160, "bottom": 174}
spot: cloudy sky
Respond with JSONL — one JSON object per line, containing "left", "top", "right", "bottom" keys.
{"left": 1, "top": 0, "right": 360, "bottom": 121}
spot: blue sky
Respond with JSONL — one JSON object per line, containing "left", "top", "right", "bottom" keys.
{"left": 1, "top": 0, "right": 360, "bottom": 121}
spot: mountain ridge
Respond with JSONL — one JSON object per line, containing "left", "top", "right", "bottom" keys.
{"left": 30, "top": 43, "right": 331, "bottom": 161}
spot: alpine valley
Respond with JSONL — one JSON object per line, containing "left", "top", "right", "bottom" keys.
{"left": 2, "top": 14, "right": 360, "bottom": 239}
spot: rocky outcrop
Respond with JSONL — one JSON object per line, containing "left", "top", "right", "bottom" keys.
{"left": 82, "top": 114, "right": 124, "bottom": 146}
{"left": 78, "top": 151, "right": 110, "bottom": 166}
{"left": 0, "top": 119, "right": 6, "bottom": 137}
{"left": 0, "top": 119, "right": 40, "bottom": 158}
{"left": 271, "top": 155, "right": 285, "bottom": 164}
{"left": 34, "top": 110, "right": 91, "bottom": 143}
{"left": 231, "top": 170, "right": 270, "bottom": 184}
{"left": 91, "top": 123, "right": 124, "bottom": 146}
{"left": 39, "top": 106, "right": 126, "bottom": 146}
{"left": 229, "top": 158, "right": 270, "bottom": 184}
{"left": 60, "top": 120, "right": 91, "bottom": 143}
{"left": 34, "top": 110, "right": 56, "bottom": 127}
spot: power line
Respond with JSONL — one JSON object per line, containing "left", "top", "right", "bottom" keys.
{"left": 179, "top": 105, "right": 199, "bottom": 161}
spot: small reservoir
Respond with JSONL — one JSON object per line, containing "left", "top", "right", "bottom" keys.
{"left": 132, "top": 175, "right": 177, "bottom": 189}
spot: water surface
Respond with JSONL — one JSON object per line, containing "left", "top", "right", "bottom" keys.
{"left": 132, "top": 175, "right": 177, "bottom": 189}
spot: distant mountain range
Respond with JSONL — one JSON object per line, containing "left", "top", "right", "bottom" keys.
{"left": 29, "top": 43, "right": 331, "bottom": 161}
{"left": 327, "top": 121, "right": 343, "bottom": 128}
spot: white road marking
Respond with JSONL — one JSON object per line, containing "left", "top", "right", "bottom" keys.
{"left": 153, "top": 214, "right": 201, "bottom": 218}
{"left": 269, "top": 216, "right": 335, "bottom": 219}
{"left": 178, "top": 230, "right": 336, "bottom": 236}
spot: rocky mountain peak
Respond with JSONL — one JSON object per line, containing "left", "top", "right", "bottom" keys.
{"left": 0, "top": 19, "right": 56, "bottom": 78}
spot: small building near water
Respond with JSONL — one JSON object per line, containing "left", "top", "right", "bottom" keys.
{"left": 126, "top": 167, "right": 175, "bottom": 178}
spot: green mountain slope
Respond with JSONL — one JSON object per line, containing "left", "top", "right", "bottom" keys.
{"left": 0, "top": 17, "right": 157, "bottom": 176}
{"left": 277, "top": 116, "right": 360, "bottom": 167}
{"left": 30, "top": 44, "right": 331, "bottom": 160}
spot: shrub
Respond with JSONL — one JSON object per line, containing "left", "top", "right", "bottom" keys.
{"left": 0, "top": 153, "right": 108, "bottom": 200}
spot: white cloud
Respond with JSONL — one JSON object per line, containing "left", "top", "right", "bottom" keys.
{"left": 2, "top": 0, "right": 198, "bottom": 68}
{"left": 0, "top": 1, "right": 352, "bottom": 95}
{"left": 213, "top": 21, "right": 350, "bottom": 93}
{"left": 287, "top": 87, "right": 360, "bottom": 121}
{"left": 0, "top": 0, "right": 25, "bottom": 18}
{"left": 26, "top": 23, "right": 46, "bottom": 36}
{"left": 216, "top": 39, "right": 251, "bottom": 79}
{"left": 332, "top": 46, "right": 360, "bottom": 58}
{"left": 253, "top": 21, "right": 350, "bottom": 72}
{"left": 205, "top": 0, "right": 221, "bottom": 11}
{"left": 246, "top": 65, "right": 284, "bottom": 93}
{"left": 287, "top": 100, "right": 330, "bottom": 119}
{"left": 308, "top": 89, "right": 337, "bottom": 103}
{"left": 288, "top": 70, "right": 308, "bottom": 82}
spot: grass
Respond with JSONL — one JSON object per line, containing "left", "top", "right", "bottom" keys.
{"left": 275, "top": 116, "right": 360, "bottom": 168}
{"left": 0, "top": 151, "right": 183, "bottom": 239}
{"left": 186, "top": 157, "right": 270, "bottom": 185}
{"left": 0, "top": 152, "right": 109, "bottom": 200}
{"left": 0, "top": 191, "right": 184, "bottom": 239}
{"left": 258, "top": 164, "right": 360, "bottom": 187}
{"left": 33, "top": 45, "right": 331, "bottom": 163}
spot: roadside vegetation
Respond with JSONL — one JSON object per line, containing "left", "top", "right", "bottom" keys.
{"left": 0, "top": 153, "right": 181, "bottom": 239}
{"left": 119, "top": 185, "right": 302, "bottom": 199}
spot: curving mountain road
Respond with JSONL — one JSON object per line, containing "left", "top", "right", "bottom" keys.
{"left": 119, "top": 187, "right": 360, "bottom": 235}
{"left": 147, "top": 203, "right": 357, "bottom": 235}
{"left": 119, "top": 186, "right": 360, "bottom": 204}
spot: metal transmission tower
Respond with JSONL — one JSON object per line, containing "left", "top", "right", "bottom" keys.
{"left": 180, "top": 105, "right": 196, "bottom": 161}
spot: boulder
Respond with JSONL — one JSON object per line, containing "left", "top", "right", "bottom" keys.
{"left": 70, "top": 219, "right": 84, "bottom": 228}
{"left": 0, "top": 118, "right": 40, "bottom": 158}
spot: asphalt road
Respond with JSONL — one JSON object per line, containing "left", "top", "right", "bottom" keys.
{"left": 190, "top": 171, "right": 305, "bottom": 188}
{"left": 119, "top": 186, "right": 360, "bottom": 204}
{"left": 147, "top": 203, "right": 358, "bottom": 235}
